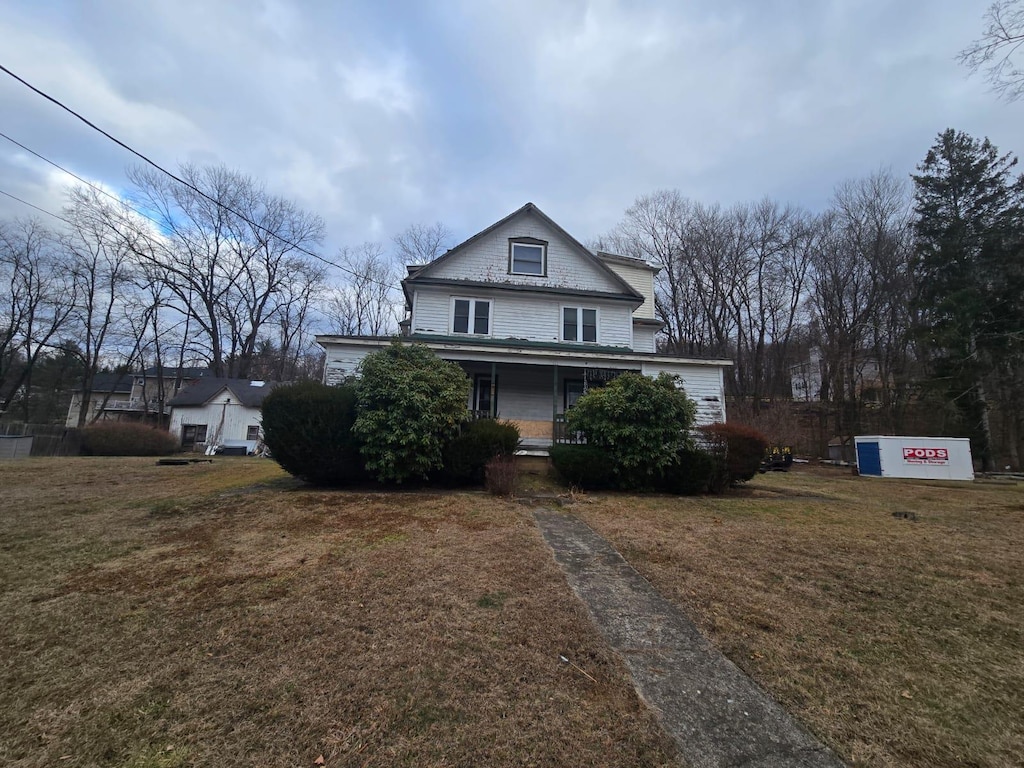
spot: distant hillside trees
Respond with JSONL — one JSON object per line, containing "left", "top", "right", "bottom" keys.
{"left": 606, "top": 132, "right": 1022, "bottom": 466}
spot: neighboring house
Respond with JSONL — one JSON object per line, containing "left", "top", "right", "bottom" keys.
{"left": 317, "top": 203, "right": 731, "bottom": 448}
{"left": 167, "top": 378, "right": 278, "bottom": 452}
{"left": 789, "top": 347, "right": 884, "bottom": 403}
{"left": 65, "top": 367, "right": 211, "bottom": 428}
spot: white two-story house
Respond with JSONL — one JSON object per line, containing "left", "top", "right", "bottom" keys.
{"left": 317, "top": 203, "right": 731, "bottom": 448}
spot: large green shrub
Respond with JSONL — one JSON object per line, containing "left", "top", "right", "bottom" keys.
{"left": 354, "top": 342, "right": 471, "bottom": 483}
{"left": 439, "top": 418, "right": 521, "bottom": 486}
{"left": 566, "top": 372, "right": 697, "bottom": 489}
{"left": 80, "top": 422, "right": 178, "bottom": 456}
{"left": 699, "top": 422, "right": 769, "bottom": 484}
{"left": 549, "top": 444, "right": 618, "bottom": 490}
{"left": 261, "top": 381, "right": 365, "bottom": 486}
{"left": 657, "top": 446, "right": 728, "bottom": 495}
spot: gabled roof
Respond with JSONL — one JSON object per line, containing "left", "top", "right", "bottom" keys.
{"left": 403, "top": 202, "right": 644, "bottom": 303}
{"left": 142, "top": 366, "right": 212, "bottom": 379}
{"left": 82, "top": 372, "right": 133, "bottom": 394}
{"left": 167, "top": 378, "right": 280, "bottom": 408}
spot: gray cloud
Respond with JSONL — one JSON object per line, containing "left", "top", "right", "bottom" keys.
{"left": 1, "top": 0, "right": 1021, "bottom": 251}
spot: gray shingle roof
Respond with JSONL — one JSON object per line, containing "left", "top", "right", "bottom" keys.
{"left": 166, "top": 378, "right": 280, "bottom": 408}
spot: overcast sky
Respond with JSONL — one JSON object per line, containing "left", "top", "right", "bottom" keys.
{"left": 1, "top": 0, "right": 1021, "bottom": 254}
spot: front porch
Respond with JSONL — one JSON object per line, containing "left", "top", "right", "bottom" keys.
{"left": 459, "top": 360, "right": 632, "bottom": 451}
{"left": 319, "top": 335, "right": 730, "bottom": 443}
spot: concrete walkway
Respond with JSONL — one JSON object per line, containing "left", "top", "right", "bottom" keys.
{"left": 533, "top": 509, "right": 846, "bottom": 768}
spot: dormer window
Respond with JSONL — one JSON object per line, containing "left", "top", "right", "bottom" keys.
{"left": 509, "top": 238, "right": 547, "bottom": 276}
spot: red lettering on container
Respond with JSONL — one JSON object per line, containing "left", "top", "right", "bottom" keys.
{"left": 902, "top": 447, "right": 949, "bottom": 463}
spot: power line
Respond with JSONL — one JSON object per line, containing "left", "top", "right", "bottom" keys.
{"left": 0, "top": 129, "right": 177, "bottom": 234}
{"left": 0, "top": 188, "right": 73, "bottom": 225}
{"left": 0, "top": 63, "right": 399, "bottom": 291}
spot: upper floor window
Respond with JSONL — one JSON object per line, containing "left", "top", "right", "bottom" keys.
{"left": 452, "top": 298, "right": 491, "bottom": 335}
{"left": 563, "top": 307, "right": 597, "bottom": 343}
{"left": 509, "top": 238, "right": 547, "bottom": 276}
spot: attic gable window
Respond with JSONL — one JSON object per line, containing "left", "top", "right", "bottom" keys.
{"left": 509, "top": 238, "right": 547, "bottom": 276}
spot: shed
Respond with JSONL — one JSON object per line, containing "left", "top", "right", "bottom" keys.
{"left": 167, "top": 378, "right": 280, "bottom": 452}
{"left": 854, "top": 436, "right": 974, "bottom": 481}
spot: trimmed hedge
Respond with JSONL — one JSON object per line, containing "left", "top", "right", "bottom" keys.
{"left": 80, "top": 422, "right": 178, "bottom": 456}
{"left": 657, "top": 446, "right": 728, "bottom": 495}
{"left": 549, "top": 444, "right": 618, "bottom": 490}
{"left": 261, "top": 381, "right": 365, "bottom": 486}
{"left": 699, "top": 422, "right": 769, "bottom": 484}
{"left": 439, "top": 418, "right": 521, "bottom": 487}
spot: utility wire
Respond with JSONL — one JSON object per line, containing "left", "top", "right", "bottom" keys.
{"left": 0, "top": 63, "right": 400, "bottom": 291}
{"left": 0, "top": 129, "right": 177, "bottom": 234}
{"left": 0, "top": 187, "right": 74, "bottom": 225}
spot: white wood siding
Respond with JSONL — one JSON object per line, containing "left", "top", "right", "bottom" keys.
{"left": 168, "top": 397, "right": 264, "bottom": 446}
{"left": 632, "top": 324, "right": 658, "bottom": 354}
{"left": 641, "top": 361, "right": 727, "bottom": 426}
{"left": 412, "top": 287, "right": 633, "bottom": 348}
{"left": 604, "top": 261, "right": 656, "bottom": 319}
{"left": 324, "top": 347, "right": 371, "bottom": 384}
{"left": 427, "top": 209, "right": 624, "bottom": 293}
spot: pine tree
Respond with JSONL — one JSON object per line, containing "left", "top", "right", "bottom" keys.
{"left": 912, "top": 129, "right": 1024, "bottom": 470}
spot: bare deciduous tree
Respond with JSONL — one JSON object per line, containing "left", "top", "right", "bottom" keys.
{"left": 63, "top": 186, "right": 135, "bottom": 426}
{"left": 0, "top": 218, "right": 76, "bottom": 418}
{"left": 325, "top": 243, "right": 400, "bottom": 336}
{"left": 960, "top": 1, "right": 1024, "bottom": 101}
{"left": 126, "top": 164, "right": 325, "bottom": 378}
{"left": 393, "top": 222, "right": 454, "bottom": 265}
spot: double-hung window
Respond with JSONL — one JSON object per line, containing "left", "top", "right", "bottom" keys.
{"left": 509, "top": 238, "right": 546, "bottom": 276}
{"left": 452, "top": 298, "right": 491, "bottom": 335}
{"left": 562, "top": 307, "right": 598, "bottom": 343}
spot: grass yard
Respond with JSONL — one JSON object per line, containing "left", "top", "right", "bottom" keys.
{"left": 577, "top": 466, "right": 1024, "bottom": 768}
{"left": 0, "top": 458, "right": 676, "bottom": 767}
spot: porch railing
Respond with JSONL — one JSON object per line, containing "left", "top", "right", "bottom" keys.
{"left": 552, "top": 413, "right": 585, "bottom": 445}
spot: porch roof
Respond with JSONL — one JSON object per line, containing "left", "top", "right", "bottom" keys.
{"left": 316, "top": 334, "right": 733, "bottom": 368}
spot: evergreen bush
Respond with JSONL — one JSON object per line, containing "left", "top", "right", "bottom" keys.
{"left": 657, "top": 446, "right": 728, "bottom": 495}
{"left": 566, "top": 372, "right": 697, "bottom": 489}
{"left": 261, "top": 381, "right": 365, "bottom": 486}
{"left": 354, "top": 342, "right": 471, "bottom": 483}
{"left": 80, "top": 422, "right": 178, "bottom": 456}
{"left": 439, "top": 418, "right": 521, "bottom": 486}
{"left": 549, "top": 444, "right": 618, "bottom": 490}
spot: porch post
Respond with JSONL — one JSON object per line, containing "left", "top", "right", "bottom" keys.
{"left": 489, "top": 362, "right": 497, "bottom": 418}
{"left": 552, "top": 364, "right": 559, "bottom": 434}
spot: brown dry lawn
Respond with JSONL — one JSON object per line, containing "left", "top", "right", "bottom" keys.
{"left": 0, "top": 458, "right": 676, "bottom": 767}
{"left": 577, "top": 466, "right": 1024, "bottom": 768}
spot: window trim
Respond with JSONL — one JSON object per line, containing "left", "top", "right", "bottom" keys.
{"left": 181, "top": 423, "right": 208, "bottom": 449}
{"left": 561, "top": 305, "right": 599, "bottom": 343}
{"left": 508, "top": 237, "right": 548, "bottom": 277}
{"left": 450, "top": 297, "right": 492, "bottom": 336}
{"left": 246, "top": 425, "right": 261, "bottom": 441}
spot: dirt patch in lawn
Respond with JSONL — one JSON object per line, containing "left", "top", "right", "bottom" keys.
{"left": 576, "top": 466, "right": 1024, "bottom": 768}
{"left": 0, "top": 458, "right": 676, "bottom": 767}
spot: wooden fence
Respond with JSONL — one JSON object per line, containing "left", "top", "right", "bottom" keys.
{"left": 0, "top": 422, "right": 81, "bottom": 457}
